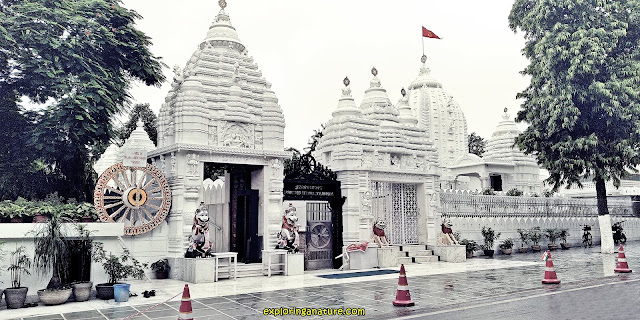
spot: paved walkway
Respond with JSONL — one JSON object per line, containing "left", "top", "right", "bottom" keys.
{"left": 3, "top": 242, "right": 638, "bottom": 320}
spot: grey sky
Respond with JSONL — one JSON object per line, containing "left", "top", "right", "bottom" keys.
{"left": 124, "top": 0, "right": 530, "bottom": 151}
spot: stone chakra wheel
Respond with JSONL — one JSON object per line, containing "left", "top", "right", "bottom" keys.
{"left": 94, "top": 163, "right": 171, "bottom": 236}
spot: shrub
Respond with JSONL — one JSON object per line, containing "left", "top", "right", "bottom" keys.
{"left": 93, "top": 242, "right": 148, "bottom": 284}
{"left": 506, "top": 188, "right": 523, "bottom": 196}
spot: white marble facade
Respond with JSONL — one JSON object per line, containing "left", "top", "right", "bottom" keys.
{"left": 150, "top": 3, "right": 288, "bottom": 257}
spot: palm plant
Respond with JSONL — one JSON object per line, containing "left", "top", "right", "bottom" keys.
{"left": 32, "top": 212, "right": 71, "bottom": 289}
{"left": 8, "top": 246, "right": 31, "bottom": 288}
{"left": 517, "top": 228, "right": 530, "bottom": 248}
{"left": 481, "top": 226, "right": 501, "bottom": 250}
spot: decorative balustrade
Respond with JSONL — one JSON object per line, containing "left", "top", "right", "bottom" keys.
{"left": 439, "top": 191, "right": 633, "bottom": 218}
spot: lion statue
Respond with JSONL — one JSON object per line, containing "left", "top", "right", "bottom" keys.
{"left": 185, "top": 202, "right": 213, "bottom": 258}
{"left": 276, "top": 203, "right": 300, "bottom": 253}
{"left": 372, "top": 219, "right": 390, "bottom": 248}
{"left": 438, "top": 219, "right": 459, "bottom": 246}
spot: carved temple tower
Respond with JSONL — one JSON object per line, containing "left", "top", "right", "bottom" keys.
{"left": 151, "top": 1, "right": 289, "bottom": 260}
{"left": 316, "top": 69, "right": 440, "bottom": 248}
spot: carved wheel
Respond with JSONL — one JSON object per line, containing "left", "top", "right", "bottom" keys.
{"left": 94, "top": 163, "right": 171, "bottom": 236}
{"left": 309, "top": 223, "right": 331, "bottom": 249}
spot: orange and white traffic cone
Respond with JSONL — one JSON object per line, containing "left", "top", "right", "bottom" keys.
{"left": 178, "top": 284, "right": 193, "bottom": 320}
{"left": 392, "top": 264, "right": 415, "bottom": 307}
{"left": 614, "top": 244, "right": 632, "bottom": 273}
{"left": 541, "top": 250, "right": 561, "bottom": 284}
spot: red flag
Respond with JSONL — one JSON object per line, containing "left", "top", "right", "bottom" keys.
{"left": 422, "top": 26, "right": 440, "bottom": 39}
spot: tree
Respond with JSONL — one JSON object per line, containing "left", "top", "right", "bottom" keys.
{"left": 468, "top": 132, "right": 486, "bottom": 157}
{"left": 117, "top": 103, "right": 158, "bottom": 146}
{"left": 0, "top": 0, "right": 165, "bottom": 201}
{"left": 509, "top": 0, "right": 640, "bottom": 251}
{"left": 304, "top": 123, "right": 326, "bottom": 155}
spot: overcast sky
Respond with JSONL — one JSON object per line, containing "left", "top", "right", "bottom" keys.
{"left": 123, "top": 0, "right": 530, "bottom": 151}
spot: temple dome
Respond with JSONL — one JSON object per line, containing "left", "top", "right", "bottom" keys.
{"left": 407, "top": 55, "right": 467, "bottom": 167}
{"left": 484, "top": 109, "right": 537, "bottom": 166}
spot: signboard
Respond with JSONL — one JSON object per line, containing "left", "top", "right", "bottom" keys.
{"left": 123, "top": 149, "right": 147, "bottom": 167}
{"left": 283, "top": 182, "right": 336, "bottom": 200}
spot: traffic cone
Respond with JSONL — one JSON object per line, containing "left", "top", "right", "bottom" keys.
{"left": 178, "top": 284, "right": 193, "bottom": 320}
{"left": 614, "top": 244, "right": 632, "bottom": 273}
{"left": 541, "top": 250, "right": 561, "bottom": 284}
{"left": 392, "top": 264, "right": 415, "bottom": 307}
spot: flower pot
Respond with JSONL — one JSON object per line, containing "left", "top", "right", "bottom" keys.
{"left": 518, "top": 247, "right": 529, "bottom": 253}
{"left": 531, "top": 245, "right": 542, "bottom": 252}
{"left": 548, "top": 244, "right": 558, "bottom": 251}
{"left": 96, "top": 283, "right": 115, "bottom": 300}
{"left": 71, "top": 282, "right": 93, "bottom": 302}
{"left": 113, "top": 283, "right": 131, "bottom": 302}
{"left": 560, "top": 243, "right": 571, "bottom": 250}
{"left": 33, "top": 214, "right": 49, "bottom": 223}
{"left": 81, "top": 216, "right": 94, "bottom": 222}
{"left": 37, "top": 288, "right": 72, "bottom": 305}
{"left": 10, "top": 217, "right": 24, "bottom": 223}
{"left": 155, "top": 270, "right": 169, "bottom": 279}
{"left": 466, "top": 251, "right": 474, "bottom": 259}
{"left": 4, "top": 287, "right": 28, "bottom": 309}
{"left": 483, "top": 249, "right": 495, "bottom": 257}
{"left": 500, "top": 248, "right": 513, "bottom": 255}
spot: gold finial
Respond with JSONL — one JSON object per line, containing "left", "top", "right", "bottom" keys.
{"left": 421, "top": 54, "right": 427, "bottom": 63}
{"left": 219, "top": 0, "right": 227, "bottom": 9}
{"left": 371, "top": 67, "right": 378, "bottom": 76}
{"left": 343, "top": 76, "right": 350, "bottom": 87}
{"left": 401, "top": 88, "right": 406, "bottom": 97}
{"left": 504, "top": 107, "right": 508, "bottom": 113}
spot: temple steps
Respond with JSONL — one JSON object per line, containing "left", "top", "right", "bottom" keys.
{"left": 395, "top": 244, "right": 440, "bottom": 264}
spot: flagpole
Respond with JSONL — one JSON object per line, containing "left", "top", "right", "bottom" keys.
{"left": 421, "top": 35, "right": 424, "bottom": 56}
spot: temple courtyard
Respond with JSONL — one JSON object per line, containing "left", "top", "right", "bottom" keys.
{"left": 2, "top": 242, "right": 638, "bottom": 320}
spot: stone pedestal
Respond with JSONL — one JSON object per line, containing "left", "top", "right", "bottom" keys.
{"left": 168, "top": 257, "right": 216, "bottom": 283}
{"left": 433, "top": 245, "right": 466, "bottom": 263}
{"left": 286, "top": 253, "right": 304, "bottom": 276}
{"left": 377, "top": 246, "right": 398, "bottom": 268}
{"left": 347, "top": 244, "right": 379, "bottom": 270}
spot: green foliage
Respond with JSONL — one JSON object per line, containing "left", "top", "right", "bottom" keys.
{"left": 93, "top": 242, "right": 147, "bottom": 284}
{"left": 71, "top": 224, "right": 94, "bottom": 282}
{"left": 509, "top": 0, "right": 640, "bottom": 215}
{"left": 7, "top": 246, "right": 31, "bottom": 288}
{"left": 468, "top": 132, "right": 487, "bottom": 157}
{"left": 517, "top": 228, "right": 530, "bottom": 247}
{"left": 529, "top": 227, "right": 543, "bottom": 245}
{"left": 150, "top": 258, "right": 170, "bottom": 273}
{"left": 506, "top": 188, "right": 524, "bottom": 196}
{"left": 117, "top": 103, "right": 158, "bottom": 146}
{"left": 482, "top": 188, "right": 496, "bottom": 196}
{"left": 545, "top": 228, "right": 561, "bottom": 244}
{"left": 459, "top": 239, "right": 479, "bottom": 253}
{"left": 559, "top": 228, "right": 570, "bottom": 243}
{"left": 499, "top": 238, "right": 515, "bottom": 250}
{"left": 481, "top": 226, "right": 501, "bottom": 250}
{"left": 0, "top": 197, "right": 98, "bottom": 222}
{"left": 0, "top": 0, "right": 165, "bottom": 201}
{"left": 31, "top": 212, "right": 72, "bottom": 288}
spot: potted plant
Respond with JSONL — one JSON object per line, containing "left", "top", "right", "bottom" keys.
{"left": 0, "top": 199, "right": 29, "bottom": 223}
{"left": 4, "top": 246, "right": 31, "bottom": 309}
{"left": 459, "top": 239, "right": 479, "bottom": 258}
{"left": 481, "top": 226, "right": 501, "bottom": 257}
{"left": 516, "top": 228, "right": 530, "bottom": 253}
{"left": 76, "top": 202, "right": 99, "bottom": 222}
{"left": 93, "top": 242, "right": 148, "bottom": 300}
{"left": 32, "top": 211, "right": 73, "bottom": 305}
{"left": 499, "top": 238, "right": 515, "bottom": 255}
{"left": 150, "top": 259, "right": 171, "bottom": 279}
{"left": 545, "top": 228, "right": 560, "bottom": 250}
{"left": 70, "top": 224, "right": 94, "bottom": 301}
{"left": 529, "top": 227, "right": 543, "bottom": 252}
{"left": 559, "top": 228, "right": 571, "bottom": 249}
{"left": 506, "top": 188, "right": 523, "bottom": 196}
{"left": 33, "top": 200, "right": 55, "bottom": 223}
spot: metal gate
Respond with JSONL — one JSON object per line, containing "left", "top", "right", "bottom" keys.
{"left": 305, "top": 202, "right": 333, "bottom": 270}
{"left": 371, "top": 182, "right": 419, "bottom": 244}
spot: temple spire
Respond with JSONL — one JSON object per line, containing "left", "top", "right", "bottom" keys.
{"left": 219, "top": 0, "right": 227, "bottom": 9}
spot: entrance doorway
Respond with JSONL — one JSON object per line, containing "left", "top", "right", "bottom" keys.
{"left": 371, "top": 182, "right": 419, "bottom": 245}
{"left": 490, "top": 175, "right": 503, "bottom": 191}
{"left": 229, "top": 166, "right": 261, "bottom": 263}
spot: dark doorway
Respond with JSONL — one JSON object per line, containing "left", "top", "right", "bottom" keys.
{"left": 229, "top": 166, "right": 262, "bottom": 263}
{"left": 490, "top": 175, "right": 503, "bottom": 191}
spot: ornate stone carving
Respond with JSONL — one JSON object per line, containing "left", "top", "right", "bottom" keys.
{"left": 360, "top": 152, "right": 372, "bottom": 168}
{"left": 187, "top": 153, "right": 199, "bottom": 177}
{"left": 361, "top": 189, "right": 372, "bottom": 216}
{"left": 255, "top": 131, "right": 263, "bottom": 146}
{"left": 172, "top": 65, "right": 183, "bottom": 83}
{"left": 209, "top": 125, "right": 218, "bottom": 146}
{"left": 160, "top": 154, "right": 166, "bottom": 172}
{"left": 391, "top": 155, "right": 400, "bottom": 167}
{"left": 270, "top": 158, "right": 282, "bottom": 179}
{"left": 170, "top": 152, "right": 176, "bottom": 173}
{"left": 165, "top": 121, "right": 175, "bottom": 137}
{"left": 222, "top": 123, "right": 252, "bottom": 148}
